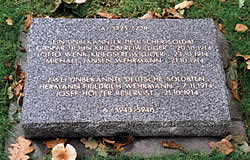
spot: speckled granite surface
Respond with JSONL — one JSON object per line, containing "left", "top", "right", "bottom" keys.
{"left": 22, "top": 18, "right": 231, "bottom": 138}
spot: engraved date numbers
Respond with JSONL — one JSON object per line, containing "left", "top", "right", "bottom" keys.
{"left": 115, "top": 106, "right": 155, "bottom": 113}
{"left": 101, "top": 105, "right": 155, "bottom": 113}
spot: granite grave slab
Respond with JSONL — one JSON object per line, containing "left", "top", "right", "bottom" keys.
{"left": 22, "top": 18, "right": 231, "bottom": 138}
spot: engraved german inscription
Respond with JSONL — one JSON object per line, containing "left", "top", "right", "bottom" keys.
{"left": 22, "top": 18, "right": 231, "bottom": 138}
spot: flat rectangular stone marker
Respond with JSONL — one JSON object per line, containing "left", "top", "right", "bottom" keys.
{"left": 22, "top": 18, "right": 231, "bottom": 138}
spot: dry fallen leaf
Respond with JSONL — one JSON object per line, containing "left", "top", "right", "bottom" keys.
{"left": 24, "top": 13, "right": 33, "bottom": 30}
{"left": 175, "top": 1, "right": 194, "bottom": 10}
{"left": 113, "top": 135, "right": 133, "bottom": 152}
{"left": 162, "top": 8, "right": 167, "bottom": 17}
{"left": 218, "top": 23, "right": 224, "bottom": 32}
{"left": 219, "top": 0, "right": 226, "bottom": 2}
{"left": 19, "top": 72, "right": 25, "bottom": 80}
{"left": 6, "top": 17, "right": 13, "bottom": 25}
{"left": 8, "top": 136, "right": 34, "bottom": 160}
{"left": 208, "top": 138, "right": 234, "bottom": 155}
{"left": 235, "top": 52, "right": 250, "bottom": 60}
{"left": 19, "top": 47, "right": 26, "bottom": 52}
{"left": 167, "top": 8, "right": 184, "bottom": 19}
{"left": 162, "top": 141, "right": 183, "bottom": 149}
{"left": 10, "top": 63, "right": 26, "bottom": 104}
{"left": 44, "top": 138, "right": 67, "bottom": 149}
{"left": 113, "top": 142, "right": 125, "bottom": 152}
{"left": 17, "top": 93, "right": 24, "bottom": 105}
{"left": 80, "top": 137, "right": 98, "bottom": 150}
{"left": 52, "top": 143, "right": 77, "bottom": 160}
{"left": 139, "top": 11, "right": 159, "bottom": 19}
{"left": 224, "top": 135, "right": 233, "bottom": 141}
{"left": 235, "top": 24, "right": 248, "bottom": 32}
{"left": 97, "top": 11, "right": 121, "bottom": 19}
{"left": 14, "top": 82, "right": 21, "bottom": 97}
{"left": 246, "top": 60, "right": 250, "bottom": 70}
{"left": 232, "top": 80, "right": 240, "bottom": 101}
{"left": 103, "top": 138, "right": 115, "bottom": 144}
{"left": 58, "top": 16, "right": 66, "bottom": 19}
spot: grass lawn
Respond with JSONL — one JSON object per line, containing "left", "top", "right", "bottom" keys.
{"left": 0, "top": 0, "right": 249, "bottom": 159}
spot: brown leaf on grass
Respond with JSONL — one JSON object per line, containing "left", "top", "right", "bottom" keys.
{"left": 208, "top": 138, "right": 233, "bottom": 155}
{"left": 115, "top": 146, "right": 125, "bottom": 152}
{"left": 19, "top": 47, "right": 26, "bottom": 52}
{"left": 162, "top": 141, "right": 183, "bottom": 149}
{"left": 113, "top": 135, "right": 133, "bottom": 152}
{"left": 44, "top": 138, "right": 67, "bottom": 149}
{"left": 19, "top": 72, "right": 25, "bottom": 80}
{"left": 174, "top": 1, "right": 194, "bottom": 10}
{"left": 103, "top": 138, "right": 115, "bottom": 144}
{"left": 162, "top": 8, "right": 167, "bottom": 17}
{"left": 52, "top": 143, "right": 77, "bottom": 160}
{"left": 11, "top": 77, "right": 25, "bottom": 104}
{"left": 235, "top": 52, "right": 250, "bottom": 60}
{"left": 232, "top": 80, "right": 240, "bottom": 100}
{"left": 208, "top": 141, "right": 216, "bottom": 147}
{"left": 246, "top": 60, "right": 250, "bottom": 70}
{"left": 24, "top": 13, "right": 33, "bottom": 30}
{"left": 113, "top": 143, "right": 125, "bottom": 152}
{"left": 97, "top": 11, "right": 121, "bottom": 19}
{"left": 218, "top": 23, "right": 224, "bottom": 32}
{"left": 238, "top": 16, "right": 248, "bottom": 21}
{"left": 224, "top": 135, "right": 233, "bottom": 141}
{"left": 80, "top": 137, "right": 98, "bottom": 150}
{"left": 139, "top": 11, "right": 159, "bottom": 19}
{"left": 11, "top": 63, "right": 26, "bottom": 104}
{"left": 17, "top": 92, "right": 24, "bottom": 105}
{"left": 167, "top": 8, "right": 184, "bottom": 19}
{"left": 58, "top": 16, "right": 66, "bottom": 19}
{"left": 219, "top": 0, "right": 226, "bottom": 2}
{"left": 235, "top": 24, "right": 248, "bottom": 32}
{"left": 8, "top": 136, "right": 34, "bottom": 160}
{"left": 6, "top": 17, "right": 13, "bottom": 25}
{"left": 14, "top": 83, "right": 21, "bottom": 97}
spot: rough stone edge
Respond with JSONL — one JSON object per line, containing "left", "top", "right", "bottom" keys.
{"left": 22, "top": 119, "right": 230, "bottom": 138}
{"left": 214, "top": 20, "right": 233, "bottom": 129}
